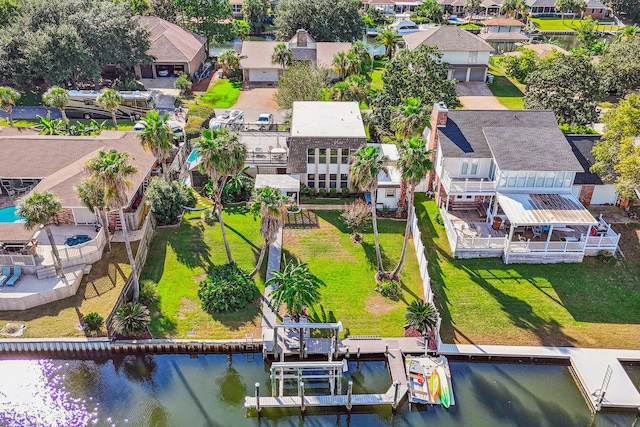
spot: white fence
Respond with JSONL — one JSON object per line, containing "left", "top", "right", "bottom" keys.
{"left": 409, "top": 209, "right": 432, "bottom": 303}
{"left": 0, "top": 254, "right": 36, "bottom": 267}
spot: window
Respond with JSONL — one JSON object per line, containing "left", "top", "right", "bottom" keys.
{"left": 535, "top": 173, "right": 545, "bottom": 187}
{"left": 232, "top": 4, "right": 242, "bottom": 13}
{"left": 318, "top": 149, "right": 327, "bottom": 164}
{"left": 385, "top": 189, "right": 395, "bottom": 198}
{"left": 545, "top": 171, "right": 555, "bottom": 187}
{"left": 307, "top": 149, "right": 315, "bottom": 164}
{"left": 340, "top": 181, "right": 348, "bottom": 188}
{"left": 341, "top": 173, "right": 348, "bottom": 181}
{"left": 330, "top": 181, "right": 337, "bottom": 188}
{"left": 307, "top": 173, "right": 315, "bottom": 188}
{"left": 526, "top": 172, "right": 535, "bottom": 187}
{"left": 329, "top": 174, "right": 337, "bottom": 181}
{"left": 461, "top": 159, "right": 479, "bottom": 176}
{"left": 554, "top": 172, "right": 564, "bottom": 187}
{"left": 468, "top": 51, "right": 478, "bottom": 64}
{"left": 84, "top": 99, "right": 94, "bottom": 105}
{"left": 318, "top": 174, "right": 326, "bottom": 188}
{"left": 341, "top": 149, "right": 349, "bottom": 164}
{"left": 319, "top": 174, "right": 326, "bottom": 180}
{"left": 517, "top": 174, "right": 526, "bottom": 187}
{"left": 330, "top": 149, "right": 338, "bottom": 164}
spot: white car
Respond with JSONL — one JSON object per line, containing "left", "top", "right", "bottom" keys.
{"left": 209, "top": 109, "right": 244, "bottom": 129}
{"left": 257, "top": 113, "right": 274, "bottom": 125}
{"left": 134, "top": 120, "right": 184, "bottom": 141}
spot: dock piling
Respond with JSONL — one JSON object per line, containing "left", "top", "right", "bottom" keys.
{"left": 357, "top": 345, "right": 361, "bottom": 359}
{"left": 300, "top": 381, "right": 305, "bottom": 412}
{"left": 255, "top": 382, "right": 261, "bottom": 413}
{"left": 392, "top": 380, "right": 400, "bottom": 410}
{"left": 345, "top": 346, "right": 350, "bottom": 359}
{"left": 347, "top": 380, "right": 353, "bottom": 411}
{"left": 385, "top": 343, "right": 389, "bottom": 356}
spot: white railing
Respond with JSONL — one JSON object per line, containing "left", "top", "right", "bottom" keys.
{"left": 441, "top": 208, "right": 507, "bottom": 250}
{"left": 585, "top": 234, "right": 620, "bottom": 249}
{"left": 507, "top": 239, "right": 586, "bottom": 253}
{"left": 441, "top": 171, "right": 496, "bottom": 194}
{"left": 57, "top": 228, "right": 106, "bottom": 263}
{"left": 0, "top": 254, "right": 36, "bottom": 266}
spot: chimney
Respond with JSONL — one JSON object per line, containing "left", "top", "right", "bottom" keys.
{"left": 296, "top": 29, "right": 308, "bottom": 48}
{"left": 428, "top": 102, "right": 448, "bottom": 152}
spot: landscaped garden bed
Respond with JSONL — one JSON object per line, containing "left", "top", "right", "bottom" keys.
{"left": 282, "top": 210, "right": 424, "bottom": 337}
{"left": 415, "top": 193, "right": 640, "bottom": 349}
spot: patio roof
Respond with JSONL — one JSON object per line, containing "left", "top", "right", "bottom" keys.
{"left": 497, "top": 193, "right": 598, "bottom": 226}
{"left": 254, "top": 174, "right": 300, "bottom": 192}
{"left": 0, "top": 223, "right": 36, "bottom": 244}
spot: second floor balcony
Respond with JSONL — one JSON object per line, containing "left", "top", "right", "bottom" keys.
{"left": 441, "top": 170, "right": 497, "bottom": 195}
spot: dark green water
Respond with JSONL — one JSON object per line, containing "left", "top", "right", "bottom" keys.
{"left": 0, "top": 354, "right": 636, "bottom": 426}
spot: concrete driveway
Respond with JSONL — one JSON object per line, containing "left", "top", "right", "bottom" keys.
{"left": 222, "top": 87, "right": 287, "bottom": 122}
{"left": 456, "top": 82, "right": 507, "bottom": 110}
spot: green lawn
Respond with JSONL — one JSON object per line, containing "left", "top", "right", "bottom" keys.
{"left": 282, "top": 210, "right": 424, "bottom": 337}
{"left": 299, "top": 198, "right": 358, "bottom": 205}
{"left": 415, "top": 194, "right": 640, "bottom": 349}
{"left": 529, "top": 17, "right": 618, "bottom": 32}
{"left": 0, "top": 118, "right": 136, "bottom": 131}
{"left": 369, "top": 58, "right": 387, "bottom": 91}
{"left": 197, "top": 79, "right": 242, "bottom": 108}
{"left": 488, "top": 56, "right": 525, "bottom": 109}
{"left": 140, "top": 197, "right": 266, "bottom": 339}
{"left": 0, "top": 242, "right": 136, "bottom": 338}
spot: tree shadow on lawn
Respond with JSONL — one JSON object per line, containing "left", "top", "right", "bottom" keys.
{"left": 224, "top": 223, "right": 260, "bottom": 251}
{"left": 207, "top": 297, "right": 262, "bottom": 331}
{"left": 148, "top": 295, "right": 178, "bottom": 339}
{"left": 167, "top": 220, "right": 213, "bottom": 271}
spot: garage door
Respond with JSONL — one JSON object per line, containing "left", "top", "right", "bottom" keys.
{"left": 140, "top": 65, "right": 153, "bottom": 79}
{"left": 249, "top": 69, "right": 279, "bottom": 82}
{"left": 469, "top": 67, "right": 486, "bottom": 82}
{"left": 453, "top": 67, "right": 468, "bottom": 82}
{"left": 73, "top": 207, "right": 97, "bottom": 225}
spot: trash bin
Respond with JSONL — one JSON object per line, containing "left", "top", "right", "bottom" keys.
{"left": 218, "top": 69, "right": 223, "bottom": 79}
{"left": 487, "top": 74, "right": 494, "bottom": 84}
{"left": 492, "top": 216, "right": 502, "bottom": 230}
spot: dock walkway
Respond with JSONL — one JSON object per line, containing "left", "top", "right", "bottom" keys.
{"left": 440, "top": 343, "right": 640, "bottom": 411}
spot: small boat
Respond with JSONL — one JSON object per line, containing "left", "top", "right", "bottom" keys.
{"left": 437, "top": 365, "right": 450, "bottom": 408}
{"left": 366, "top": 28, "right": 378, "bottom": 37}
{"left": 429, "top": 367, "right": 440, "bottom": 402}
{"left": 407, "top": 359, "right": 429, "bottom": 403}
{"left": 392, "top": 19, "right": 420, "bottom": 36}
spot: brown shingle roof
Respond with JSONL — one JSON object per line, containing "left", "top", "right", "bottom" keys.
{"left": 316, "top": 42, "right": 352, "bottom": 68}
{"left": 403, "top": 26, "right": 494, "bottom": 52}
{"left": 239, "top": 41, "right": 351, "bottom": 69}
{"left": 482, "top": 18, "right": 526, "bottom": 27}
{"left": 139, "top": 16, "right": 206, "bottom": 63}
{"left": 240, "top": 41, "right": 282, "bottom": 69}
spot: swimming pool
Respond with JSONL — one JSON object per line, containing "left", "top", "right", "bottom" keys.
{"left": 0, "top": 206, "right": 24, "bottom": 223}
{"left": 187, "top": 148, "right": 199, "bottom": 164}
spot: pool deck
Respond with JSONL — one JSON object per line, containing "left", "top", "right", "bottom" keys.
{"left": 439, "top": 343, "right": 640, "bottom": 411}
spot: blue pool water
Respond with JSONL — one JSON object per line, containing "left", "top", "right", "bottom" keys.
{"left": 187, "top": 148, "right": 199, "bottom": 163}
{"left": 0, "top": 206, "right": 24, "bottom": 223}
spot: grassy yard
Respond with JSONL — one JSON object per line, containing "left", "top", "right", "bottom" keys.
{"left": 0, "top": 118, "right": 136, "bottom": 131}
{"left": 195, "top": 79, "right": 242, "bottom": 108}
{"left": 370, "top": 58, "right": 387, "bottom": 91}
{"left": 299, "top": 198, "right": 358, "bottom": 205}
{"left": 0, "top": 243, "right": 136, "bottom": 338}
{"left": 529, "top": 17, "right": 618, "bottom": 32}
{"left": 282, "top": 210, "right": 424, "bottom": 337}
{"left": 488, "top": 56, "right": 525, "bottom": 110}
{"left": 140, "top": 197, "right": 265, "bottom": 339}
{"left": 415, "top": 194, "right": 640, "bottom": 349}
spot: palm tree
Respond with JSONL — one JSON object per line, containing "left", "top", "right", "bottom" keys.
{"left": 42, "top": 86, "right": 70, "bottom": 125}
{"left": 616, "top": 24, "right": 638, "bottom": 42}
{"left": 404, "top": 300, "right": 439, "bottom": 336}
{"left": 266, "top": 259, "right": 325, "bottom": 322}
{"left": 219, "top": 49, "right": 241, "bottom": 76}
{"left": 249, "top": 187, "right": 289, "bottom": 278}
{"left": 75, "top": 177, "right": 111, "bottom": 253}
{"left": 113, "top": 302, "right": 151, "bottom": 338}
{"left": 349, "top": 41, "right": 372, "bottom": 74}
{"left": 391, "top": 97, "right": 430, "bottom": 139}
{"left": 464, "top": 0, "right": 482, "bottom": 16}
{"left": 350, "top": 145, "right": 388, "bottom": 279}
{"left": 571, "top": 0, "right": 586, "bottom": 23}
{"left": 500, "top": 0, "right": 527, "bottom": 17}
{"left": 85, "top": 149, "right": 140, "bottom": 301}
{"left": 345, "top": 75, "right": 370, "bottom": 104}
{"left": 16, "top": 192, "right": 64, "bottom": 277}
{"left": 0, "top": 86, "right": 20, "bottom": 127}
{"left": 196, "top": 128, "right": 247, "bottom": 263}
{"left": 271, "top": 43, "right": 293, "bottom": 69}
{"left": 390, "top": 136, "right": 433, "bottom": 280}
{"left": 375, "top": 28, "right": 401, "bottom": 59}
{"left": 332, "top": 51, "right": 350, "bottom": 80}
{"left": 96, "top": 89, "right": 123, "bottom": 130}
{"left": 137, "top": 110, "right": 173, "bottom": 179}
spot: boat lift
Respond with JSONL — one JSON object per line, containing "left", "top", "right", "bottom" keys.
{"left": 270, "top": 360, "right": 347, "bottom": 397}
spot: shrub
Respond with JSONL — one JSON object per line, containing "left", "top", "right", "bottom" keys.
{"left": 115, "top": 79, "right": 145, "bottom": 91}
{"left": 83, "top": 312, "right": 104, "bottom": 334}
{"left": 198, "top": 262, "right": 258, "bottom": 313}
{"left": 375, "top": 279, "right": 402, "bottom": 300}
{"left": 329, "top": 188, "right": 338, "bottom": 198}
{"left": 318, "top": 188, "right": 328, "bottom": 197}
{"left": 113, "top": 303, "right": 151, "bottom": 338}
{"left": 145, "top": 177, "right": 192, "bottom": 225}
{"left": 139, "top": 280, "right": 159, "bottom": 307}
{"left": 184, "top": 116, "right": 204, "bottom": 140}
{"left": 434, "top": 213, "right": 444, "bottom": 225}
{"left": 300, "top": 183, "right": 315, "bottom": 198}
{"left": 186, "top": 105, "right": 215, "bottom": 122}
{"left": 504, "top": 48, "right": 536, "bottom": 83}
{"left": 558, "top": 123, "right": 598, "bottom": 134}
{"left": 341, "top": 187, "right": 350, "bottom": 198}
{"left": 174, "top": 73, "right": 193, "bottom": 94}
{"left": 340, "top": 199, "right": 371, "bottom": 242}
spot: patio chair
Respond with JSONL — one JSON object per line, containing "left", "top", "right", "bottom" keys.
{"left": 532, "top": 226, "right": 542, "bottom": 239}
{"left": 0, "top": 266, "right": 10, "bottom": 286}
{"left": 6, "top": 266, "right": 21, "bottom": 286}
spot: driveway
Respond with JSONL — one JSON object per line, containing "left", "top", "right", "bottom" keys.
{"left": 458, "top": 96, "right": 507, "bottom": 110}
{"left": 455, "top": 82, "right": 494, "bottom": 96}
{"left": 222, "top": 87, "right": 287, "bottom": 123}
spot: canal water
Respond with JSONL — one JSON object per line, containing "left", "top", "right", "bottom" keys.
{"left": 0, "top": 354, "right": 637, "bottom": 426}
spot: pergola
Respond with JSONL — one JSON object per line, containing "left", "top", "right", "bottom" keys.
{"left": 273, "top": 320, "right": 343, "bottom": 361}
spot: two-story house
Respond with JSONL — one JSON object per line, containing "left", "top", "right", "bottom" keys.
{"left": 427, "top": 103, "right": 619, "bottom": 264}
{"left": 478, "top": 18, "right": 528, "bottom": 53}
{"left": 403, "top": 26, "right": 495, "bottom": 82}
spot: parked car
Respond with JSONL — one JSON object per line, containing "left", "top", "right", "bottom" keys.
{"left": 157, "top": 69, "right": 170, "bottom": 77}
{"left": 257, "top": 113, "right": 274, "bottom": 125}
{"left": 209, "top": 109, "right": 244, "bottom": 129}
{"left": 133, "top": 120, "right": 185, "bottom": 142}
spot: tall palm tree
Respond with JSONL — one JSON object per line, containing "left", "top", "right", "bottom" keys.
{"left": 42, "top": 86, "right": 70, "bottom": 125}
{"left": 85, "top": 149, "right": 140, "bottom": 301}
{"left": 266, "top": 259, "right": 325, "bottom": 322}
{"left": 219, "top": 49, "right": 241, "bottom": 76}
{"left": 464, "top": 0, "right": 482, "bottom": 17}
{"left": 376, "top": 28, "right": 401, "bottom": 60}
{"left": 16, "top": 192, "right": 64, "bottom": 277}
{"left": 390, "top": 136, "right": 433, "bottom": 280}
{"left": 96, "top": 89, "right": 123, "bottom": 130}
{"left": 571, "top": 0, "right": 586, "bottom": 23}
{"left": 137, "top": 110, "right": 173, "bottom": 179}
{"left": 350, "top": 145, "right": 388, "bottom": 278}
{"left": 391, "top": 97, "right": 430, "bottom": 139}
{"left": 0, "top": 86, "right": 20, "bottom": 127}
{"left": 271, "top": 43, "right": 293, "bottom": 69}
{"left": 75, "top": 177, "right": 111, "bottom": 253}
{"left": 332, "top": 51, "right": 350, "bottom": 80}
{"left": 249, "top": 187, "right": 289, "bottom": 278}
{"left": 404, "top": 300, "right": 439, "bottom": 336}
{"left": 349, "top": 41, "right": 372, "bottom": 74}
{"left": 196, "top": 128, "right": 247, "bottom": 263}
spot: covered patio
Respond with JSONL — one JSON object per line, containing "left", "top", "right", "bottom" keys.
{"left": 254, "top": 174, "right": 301, "bottom": 204}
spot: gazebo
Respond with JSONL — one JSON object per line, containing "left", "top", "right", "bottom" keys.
{"left": 254, "top": 174, "right": 301, "bottom": 204}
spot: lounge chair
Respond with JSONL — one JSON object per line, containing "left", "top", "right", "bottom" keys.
{"left": 0, "top": 266, "right": 10, "bottom": 286}
{"left": 6, "top": 266, "right": 21, "bottom": 286}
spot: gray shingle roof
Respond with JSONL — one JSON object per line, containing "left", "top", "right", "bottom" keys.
{"left": 403, "top": 26, "right": 494, "bottom": 52}
{"left": 566, "top": 135, "right": 604, "bottom": 185}
{"left": 437, "top": 110, "right": 582, "bottom": 172}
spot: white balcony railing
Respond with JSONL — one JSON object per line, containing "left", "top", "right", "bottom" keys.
{"left": 441, "top": 171, "right": 496, "bottom": 194}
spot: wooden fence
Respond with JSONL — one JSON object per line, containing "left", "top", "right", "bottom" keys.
{"left": 105, "top": 213, "right": 157, "bottom": 339}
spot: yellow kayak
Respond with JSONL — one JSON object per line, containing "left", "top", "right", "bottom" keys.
{"left": 429, "top": 367, "right": 440, "bottom": 403}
